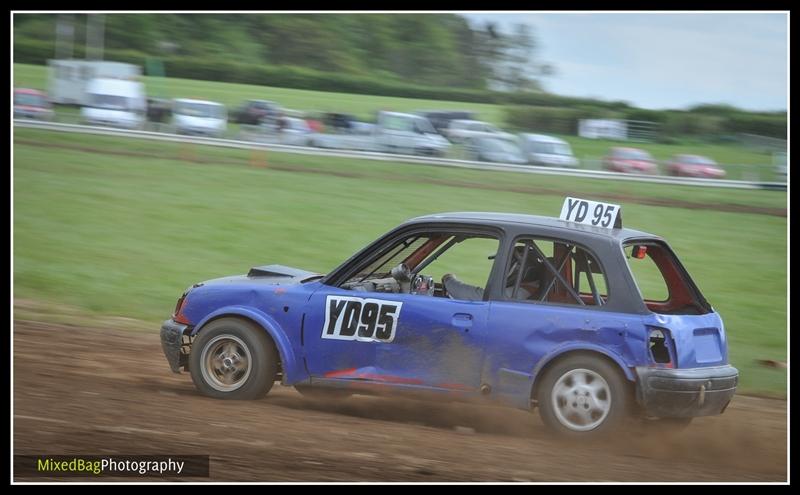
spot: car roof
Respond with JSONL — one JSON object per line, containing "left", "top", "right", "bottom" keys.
{"left": 675, "top": 154, "right": 712, "bottom": 160}
{"left": 451, "top": 119, "right": 487, "bottom": 125}
{"left": 174, "top": 98, "right": 224, "bottom": 106}
{"left": 404, "top": 212, "right": 657, "bottom": 241}
{"left": 520, "top": 133, "right": 567, "bottom": 144}
{"left": 15, "top": 88, "right": 45, "bottom": 95}
{"left": 381, "top": 111, "right": 426, "bottom": 120}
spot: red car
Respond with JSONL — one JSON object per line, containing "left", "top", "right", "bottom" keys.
{"left": 665, "top": 154, "right": 726, "bottom": 179}
{"left": 603, "top": 147, "right": 658, "bottom": 174}
{"left": 14, "top": 88, "right": 53, "bottom": 121}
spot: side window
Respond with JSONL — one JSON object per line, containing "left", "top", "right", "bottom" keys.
{"left": 623, "top": 241, "right": 710, "bottom": 315}
{"left": 338, "top": 232, "right": 500, "bottom": 302}
{"left": 624, "top": 245, "right": 669, "bottom": 301}
{"left": 502, "top": 238, "right": 608, "bottom": 307}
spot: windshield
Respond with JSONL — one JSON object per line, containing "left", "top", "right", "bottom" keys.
{"left": 615, "top": 149, "right": 653, "bottom": 161}
{"left": 681, "top": 155, "right": 715, "bottom": 165}
{"left": 90, "top": 94, "right": 131, "bottom": 110}
{"left": 532, "top": 141, "right": 572, "bottom": 156}
{"left": 414, "top": 118, "right": 437, "bottom": 134}
{"left": 483, "top": 139, "right": 523, "bottom": 155}
{"left": 15, "top": 93, "right": 46, "bottom": 107}
{"left": 176, "top": 102, "right": 225, "bottom": 118}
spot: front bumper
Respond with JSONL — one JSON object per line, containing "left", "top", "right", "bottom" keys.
{"left": 635, "top": 365, "right": 738, "bottom": 418}
{"left": 160, "top": 319, "right": 191, "bottom": 373}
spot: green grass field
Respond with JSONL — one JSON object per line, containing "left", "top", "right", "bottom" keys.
{"left": 13, "top": 127, "right": 786, "bottom": 395}
{"left": 14, "top": 63, "right": 780, "bottom": 181}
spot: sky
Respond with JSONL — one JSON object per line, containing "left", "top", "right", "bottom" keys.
{"left": 461, "top": 12, "right": 788, "bottom": 111}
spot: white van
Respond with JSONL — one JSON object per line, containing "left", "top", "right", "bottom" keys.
{"left": 375, "top": 111, "right": 451, "bottom": 156}
{"left": 172, "top": 99, "right": 227, "bottom": 138}
{"left": 80, "top": 78, "right": 146, "bottom": 129}
{"left": 518, "top": 133, "right": 579, "bottom": 168}
{"left": 48, "top": 60, "right": 141, "bottom": 105}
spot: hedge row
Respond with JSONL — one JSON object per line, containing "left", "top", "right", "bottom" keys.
{"left": 16, "top": 38, "right": 786, "bottom": 139}
{"left": 14, "top": 37, "right": 630, "bottom": 109}
{"left": 505, "top": 106, "right": 787, "bottom": 140}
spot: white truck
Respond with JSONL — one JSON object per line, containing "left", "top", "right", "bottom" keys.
{"left": 310, "top": 111, "right": 450, "bottom": 156}
{"left": 48, "top": 60, "right": 141, "bottom": 106}
{"left": 80, "top": 78, "right": 146, "bottom": 129}
{"left": 172, "top": 98, "right": 227, "bottom": 138}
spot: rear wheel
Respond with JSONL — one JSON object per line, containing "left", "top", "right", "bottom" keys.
{"left": 537, "top": 355, "right": 632, "bottom": 437}
{"left": 190, "top": 318, "right": 278, "bottom": 400}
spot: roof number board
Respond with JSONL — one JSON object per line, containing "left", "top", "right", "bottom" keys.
{"left": 560, "top": 197, "right": 621, "bottom": 229}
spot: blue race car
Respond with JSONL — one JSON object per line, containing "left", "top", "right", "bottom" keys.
{"left": 161, "top": 198, "right": 738, "bottom": 436}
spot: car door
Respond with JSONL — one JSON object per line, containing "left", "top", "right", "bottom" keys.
{"left": 302, "top": 285, "right": 385, "bottom": 378}
{"left": 373, "top": 293, "right": 490, "bottom": 391}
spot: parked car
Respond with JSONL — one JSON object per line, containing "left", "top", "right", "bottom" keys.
{"left": 445, "top": 119, "right": 515, "bottom": 144}
{"left": 80, "top": 78, "right": 146, "bottom": 129}
{"left": 160, "top": 198, "right": 738, "bottom": 437}
{"left": 312, "top": 111, "right": 450, "bottom": 156}
{"left": 146, "top": 98, "right": 172, "bottom": 128}
{"left": 172, "top": 98, "right": 227, "bottom": 138}
{"left": 14, "top": 88, "right": 54, "bottom": 121}
{"left": 415, "top": 110, "right": 476, "bottom": 135}
{"left": 277, "top": 117, "right": 317, "bottom": 146}
{"left": 518, "top": 134, "right": 579, "bottom": 168}
{"left": 465, "top": 136, "right": 527, "bottom": 164}
{"left": 665, "top": 155, "right": 726, "bottom": 179}
{"left": 231, "top": 100, "right": 280, "bottom": 126}
{"left": 322, "top": 112, "right": 361, "bottom": 134}
{"left": 603, "top": 147, "right": 658, "bottom": 174}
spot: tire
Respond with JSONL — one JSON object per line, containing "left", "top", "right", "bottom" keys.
{"left": 537, "top": 354, "right": 632, "bottom": 437}
{"left": 294, "top": 385, "right": 352, "bottom": 400}
{"left": 190, "top": 318, "right": 278, "bottom": 400}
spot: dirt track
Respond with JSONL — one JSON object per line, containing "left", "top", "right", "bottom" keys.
{"left": 13, "top": 318, "right": 787, "bottom": 482}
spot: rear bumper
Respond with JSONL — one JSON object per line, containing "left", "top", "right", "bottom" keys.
{"left": 635, "top": 365, "right": 738, "bottom": 418}
{"left": 160, "top": 319, "right": 191, "bottom": 373}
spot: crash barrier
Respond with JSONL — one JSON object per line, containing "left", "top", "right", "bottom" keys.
{"left": 13, "top": 119, "right": 786, "bottom": 191}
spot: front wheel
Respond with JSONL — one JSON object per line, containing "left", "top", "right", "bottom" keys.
{"left": 190, "top": 318, "right": 278, "bottom": 400}
{"left": 537, "top": 355, "right": 632, "bottom": 437}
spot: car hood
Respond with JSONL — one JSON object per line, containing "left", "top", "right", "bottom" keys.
{"left": 202, "top": 264, "right": 323, "bottom": 287}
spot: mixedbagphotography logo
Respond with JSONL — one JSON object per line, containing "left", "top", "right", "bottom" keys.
{"left": 14, "top": 455, "right": 210, "bottom": 478}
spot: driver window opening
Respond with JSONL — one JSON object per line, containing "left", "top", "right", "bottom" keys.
{"left": 339, "top": 233, "right": 499, "bottom": 301}
{"left": 503, "top": 239, "right": 608, "bottom": 307}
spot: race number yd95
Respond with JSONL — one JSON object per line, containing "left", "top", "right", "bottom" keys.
{"left": 322, "top": 295, "right": 402, "bottom": 343}
{"left": 560, "top": 197, "right": 621, "bottom": 229}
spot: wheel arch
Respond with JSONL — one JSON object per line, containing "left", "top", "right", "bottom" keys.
{"left": 530, "top": 345, "right": 636, "bottom": 405}
{"left": 191, "top": 306, "right": 302, "bottom": 384}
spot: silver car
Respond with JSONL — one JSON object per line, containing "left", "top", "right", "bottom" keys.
{"left": 465, "top": 136, "right": 528, "bottom": 164}
{"left": 519, "top": 134, "right": 579, "bottom": 168}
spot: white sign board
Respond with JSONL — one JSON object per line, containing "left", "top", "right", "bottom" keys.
{"left": 560, "top": 197, "right": 621, "bottom": 229}
{"left": 578, "top": 119, "right": 627, "bottom": 140}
